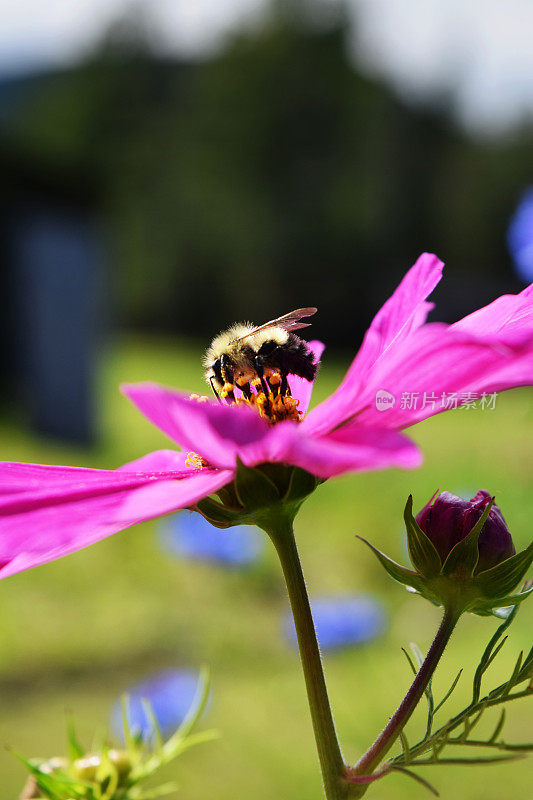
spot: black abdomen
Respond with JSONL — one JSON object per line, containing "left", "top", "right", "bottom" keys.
{"left": 261, "top": 334, "right": 318, "bottom": 381}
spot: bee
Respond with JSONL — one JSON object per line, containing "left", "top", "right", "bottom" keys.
{"left": 204, "top": 308, "right": 318, "bottom": 404}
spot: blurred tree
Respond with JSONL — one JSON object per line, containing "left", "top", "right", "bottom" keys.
{"left": 1, "top": 0, "right": 531, "bottom": 349}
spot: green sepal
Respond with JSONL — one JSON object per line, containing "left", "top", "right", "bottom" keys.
{"left": 404, "top": 495, "right": 442, "bottom": 578}
{"left": 466, "top": 584, "right": 532, "bottom": 616}
{"left": 474, "top": 541, "right": 533, "bottom": 599}
{"left": 405, "top": 584, "right": 441, "bottom": 606}
{"left": 234, "top": 458, "right": 280, "bottom": 509}
{"left": 494, "top": 584, "right": 533, "bottom": 607}
{"left": 195, "top": 498, "right": 243, "bottom": 528}
{"left": 254, "top": 463, "right": 292, "bottom": 497}
{"left": 166, "top": 664, "right": 211, "bottom": 744}
{"left": 442, "top": 498, "right": 494, "bottom": 577}
{"left": 357, "top": 536, "right": 426, "bottom": 593}
{"left": 474, "top": 585, "right": 533, "bottom": 618}
{"left": 216, "top": 482, "right": 240, "bottom": 508}
{"left": 490, "top": 591, "right": 532, "bottom": 619}
{"left": 142, "top": 698, "right": 165, "bottom": 751}
{"left": 283, "top": 467, "right": 318, "bottom": 505}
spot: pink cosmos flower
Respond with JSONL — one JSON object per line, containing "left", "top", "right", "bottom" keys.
{"left": 1, "top": 253, "right": 532, "bottom": 580}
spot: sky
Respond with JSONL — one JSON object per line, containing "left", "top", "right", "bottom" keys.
{"left": 1, "top": 0, "right": 532, "bottom": 135}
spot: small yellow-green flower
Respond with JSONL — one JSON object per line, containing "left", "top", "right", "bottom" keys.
{"left": 17, "top": 669, "right": 215, "bottom": 800}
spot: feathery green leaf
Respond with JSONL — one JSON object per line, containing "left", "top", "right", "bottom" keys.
{"left": 391, "top": 766, "right": 440, "bottom": 796}
{"left": 433, "top": 670, "right": 462, "bottom": 714}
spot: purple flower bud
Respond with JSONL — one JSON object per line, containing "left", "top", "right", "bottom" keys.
{"left": 415, "top": 490, "right": 515, "bottom": 573}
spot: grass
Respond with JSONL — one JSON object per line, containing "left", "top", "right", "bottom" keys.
{"left": 0, "top": 334, "right": 531, "bottom": 799}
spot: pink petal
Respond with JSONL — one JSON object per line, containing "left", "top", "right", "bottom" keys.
{"left": 117, "top": 449, "right": 189, "bottom": 471}
{"left": 305, "top": 253, "right": 443, "bottom": 435}
{"left": 122, "top": 382, "right": 270, "bottom": 469}
{"left": 347, "top": 252, "right": 443, "bottom": 375}
{"left": 0, "top": 459, "right": 232, "bottom": 580}
{"left": 452, "top": 283, "right": 533, "bottom": 343}
{"left": 349, "top": 323, "right": 533, "bottom": 429}
{"left": 0, "top": 451, "right": 190, "bottom": 491}
{"left": 0, "top": 462, "right": 116, "bottom": 493}
{"left": 238, "top": 421, "right": 422, "bottom": 478}
{"left": 288, "top": 340, "right": 325, "bottom": 416}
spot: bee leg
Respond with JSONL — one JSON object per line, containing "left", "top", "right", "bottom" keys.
{"left": 267, "top": 372, "right": 281, "bottom": 397}
{"left": 209, "top": 376, "right": 222, "bottom": 403}
{"left": 254, "top": 357, "right": 271, "bottom": 412}
{"left": 280, "top": 373, "right": 289, "bottom": 396}
{"left": 238, "top": 381, "right": 252, "bottom": 400}
{"left": 222, "top": 383, "right": 236, "bottom": 403}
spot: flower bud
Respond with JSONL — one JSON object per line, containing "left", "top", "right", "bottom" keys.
{"left": 359, "top": 491, "right": 532, "bottom": 617}
{"left": 73, "top": 749, "right": 133, "bottom": 783}
{"left": 73, "top": 753, "right": 100, "bottom": 781}
{"left": 415, "top": 490, "right": 515, "bottom": 573}
{"left": 108, "top": 748, "right": 133, "bottom": 779}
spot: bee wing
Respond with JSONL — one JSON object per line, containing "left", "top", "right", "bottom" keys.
{"left": 233, "top": 308, "right": 317, "bottom": 342}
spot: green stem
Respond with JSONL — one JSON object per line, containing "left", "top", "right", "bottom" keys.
{"left": 266, "top": 515, "right": 349, "bottom": 800}
{"left": 351, "top": 606, "right": 460, "bottom": 782}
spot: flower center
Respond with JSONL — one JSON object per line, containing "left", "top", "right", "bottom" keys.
{"left": 191, "top": 371, "right": 302, "bottom": 426}
{"left": 222, "top": 372, "right": 302, "bottom": 425}
{"left": 186, "top": 371, "right": 302, "bottom": 470}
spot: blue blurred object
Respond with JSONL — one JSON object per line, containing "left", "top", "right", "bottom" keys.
{"left": 284, "top": 595, "right": 386, "bottom": 651}
{"left": 158, "top": 511, "right": 264, "bottom": 567}
{"left": 507, "top": 187, "right": 533, "bottom": 282}
{"left": 11, "top": 201, "right": 103, "bottom": 442}
{"left": 112, "top": 669, "right": 201, "bottom": 740}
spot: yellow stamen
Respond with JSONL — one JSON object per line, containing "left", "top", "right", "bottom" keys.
{"left": 185, "top": 452, "right": 209, "bottom": 469}
{"left": 235, "top": 388, "right": 301, "bottom": 424}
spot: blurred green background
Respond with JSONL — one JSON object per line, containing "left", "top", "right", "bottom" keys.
{"left": 0, "top": 339, "right": 531, "bottom": 798}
